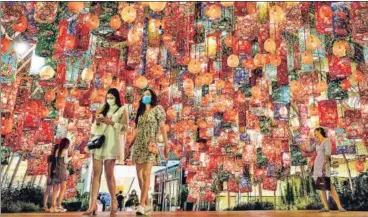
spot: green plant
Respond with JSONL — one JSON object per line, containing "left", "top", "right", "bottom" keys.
{"left": 233, "top": 201, "right": 274, "bottom": 210}
{"left": 1, "top": 186, "right": 43, "bottom": 213}
{"left": 20, "top": 202, "right": 41, "bottom": 212}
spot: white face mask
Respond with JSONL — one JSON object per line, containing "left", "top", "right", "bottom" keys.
{"left": 107, "top": 99, "right": 116, "bottom": 106}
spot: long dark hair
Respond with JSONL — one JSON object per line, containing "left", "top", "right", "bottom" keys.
{"left": 53, "top": 138, "right": 70, "bottom": 158}
{"left": 315, "top": 127, "right": 327, "bottom": 138}
{"left": 135, "top": 89, "right": 158, "bottom": 126}
{"left": 100, "top": 88, "right": 122, "bottom": 117}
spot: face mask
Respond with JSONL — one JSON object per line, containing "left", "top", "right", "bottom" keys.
{"left": 142, "top": 95, "right": 152, "bottom": 105}
{"left": 107, "top": 99, "right": 116, "bottom": 106}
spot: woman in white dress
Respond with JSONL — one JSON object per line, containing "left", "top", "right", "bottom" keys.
{"left": 302, "top": 127, "right": 345, "bottom": 212}
{"left": 83, "top": 88, "right": 129, "bottom": 216}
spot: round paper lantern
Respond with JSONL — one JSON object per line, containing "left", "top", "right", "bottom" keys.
{"left": 64, "top": 34, "right": 75, "bottom": 50}
{"left": 150, "top": 65, "right": 164, "bottom": 77}
{"left": 269, "top": 5, "right": 285, "bottom": 23}
{"left": 242, "top": 58, "right": 257, "bottom": 69}
{"left": 355, "top": 160, "right": 365, "bottom": 173}
{"left": 341, "top": 79, "right": 351, "bottom": 90}
{"left": 13, "top": 16, "right": 28, "bottom": 33}
{"left": 44, "top": 89, "right": 56, "bottom": 103}
{"left": 1, "top": 37, "right": 12, "bottom": 54}
{"left": 68, "top": 2, "right": 84, "bottom": 13}
{"left": 290, "top": 80, "right": 302, "bottom": 93}
{"left": 86, "top": 15, "right": 99, "bottom": 30}
{"left": 81, "top": 68, "right": 94, "bottom": 81}
{"left": 121, "top": 6, "right": 137, "bottom": 23}
{"left": 127, "top": 28, "right": 141, "bottom": 45}
{"left": 319, "top": 5, "right": 332, "bottom": 20}
{"left": 109, "top": 15, "right": 122, "bottom": 30}
{"left": 1, "top": 119, "right": 13, "bottom": 135}
{"left": 316, "top": 81, "right": 328, "bottom": 93}
{"left": 167, "top": 108, "right": 176, "bottom": 120}
{"left": 352, "top": 70, "right": 364, "bottom": 83}
{"left": 224, "top": 34, "right": 233, "bottom": 47}
{"left": 205, "top": 4, "right": 222, "bottom": 19}
{"left": 306, "top": 35, "right": 321, "bottom": 51}
{"left": 58, "top": 87, "right": 68, "bottom": 98}
{"left": 333, "top": 41, "right": 347, "bottom": 57}
{"left": 188, "top": 59, "right": 201, "bottom": 74}
{"left": 203, "top": 73, "right": 213, "bottom": 85}
{"left": 40, "top": 66, "right": 55, "bottom": 80}
{"left": 149, "top": 2, "right": 166, "bottom": 12}
{"left": 251, "top": 86, "right": 261, "bottom": 97}
{"left": 254, "top": 54, "right": 266, "bottom": 67}
{"left": 227, "top": 54, "right": 239, "bottom": 68}
{"left": 55, "top": 97, "right": 66, "bottom": 109}
{"left": 135, "top": 76, "right": 148, "bottom": 89}
{"left": 264, "top": 38, "right": 276, "bottom": 53}
{"left": 183, "top": 78, "right": 194, "bottom": 90}
{"left": 221, "top": 2, "right": 234, "bottom": 7}
{"left": 195, "top": 76, "right": 205, "bottom": 87}
{"left": 269, "top": 54, "right": 281, "bottom": 66}
{"left": 70, "top": 88, "right": 81, "bottom": 98}
{"left": 301, "top": 50, "right": 313, "bottom": 64}
{"left": 215, "top": 79, "right": 225, "bottom": 91}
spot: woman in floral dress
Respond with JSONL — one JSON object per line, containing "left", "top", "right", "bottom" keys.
{"left": 129, "top": 88, "right": 169, "bottom": 215}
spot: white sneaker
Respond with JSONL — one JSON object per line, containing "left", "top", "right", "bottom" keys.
{"left": 145, "top": 205, "right": 152, "bottom": 215}
{"left": 136, "top": 205, "right": 145, "bottom": 215}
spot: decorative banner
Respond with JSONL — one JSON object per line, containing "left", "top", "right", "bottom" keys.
{"left": 262, "top": 177, "right": 277, "bottom": 191}
{"left": 335, "top": 128, "right": 356, "bottom": 155}
{"left": 344, "top": 110, "right": 363, "bottom": 139}
{"left": 318, "top": 100, "right": 338, "bottom": 129}
{"left": 26, "top": 155, "right": 48, "bottom": 175}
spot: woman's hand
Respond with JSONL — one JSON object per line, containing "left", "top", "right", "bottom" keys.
{"left": 163, "top": 143, "right": 169, "bottom": 159}
{"left": 101, "top": 117, "right": 114, "bottom": 125}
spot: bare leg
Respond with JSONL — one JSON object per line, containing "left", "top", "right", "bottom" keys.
{"left": 51, "top": 184, "right": 60, "bottom": 209}
{"left": 43, "top": 185, "right": 52, "bottom": 209}
{"left": 330, "top": 185, "right": 343, "bottom": 210}
{"left": 86, "top": 158, "right": 103, "bottom": 212}
{"left": 104, "top": 159, "right": 117, "bottom": 211}
{"left": 319, "top": 190, "right": 329, "bottom": 210}
{"left": 139, "top": 162, "right": 153, "bottom": 207}
{"left": 57, "top": 181, "right": 67, "bottom": 208}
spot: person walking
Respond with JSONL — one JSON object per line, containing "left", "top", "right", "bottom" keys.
{"left": 101, "top": 196, "right": 106, "bottom": 212}
{"left": 49, "top": 138, "right": 71, "bottom": 213}
{"left": 117, "top": 191, "right": 125, "bottom": 211}
{"left": 83, "top": 88, "right": 129, "bottom": 216}
{"left": 301, "top": 127, "right": 346, "bottom": 212}
{"left": 128, "top": 88, "right": 169, "bottom": 215}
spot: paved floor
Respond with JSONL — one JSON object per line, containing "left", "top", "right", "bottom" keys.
{"left": 2, "top": 211, "right": 368, "bottom": 217}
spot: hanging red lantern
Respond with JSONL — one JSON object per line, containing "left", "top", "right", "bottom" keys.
{"left": 269, "top": 54, "right": 281, "bottom": 66}
{"left": 55, "top": 97, "right": 66, "bottom": 110}
{"left": 68, "top": 2, "right": 85, "bottom": 13}
{"left": 355, "top": 160, "right": 365, "bottom": 173}
{"left": 44, "top": 89, "right": 56, "bottom": 103}
{"left": 167, "top": 108, "right": 176, "bottom": 120}
{"left": 1, "top": 37, "right": 12, "bottom": 54}
{"left": 64, "top": 34, "right": 76, "bottom": 50}
{"left": 58, "top": 87, "right": 68, "bottom": 98}
{"left": 109, "top": 15, "right": 122, "bottom": 30}
{"left": 134, "top": 76, "right": 148, "bottom": 89}
{"left": 316, "top": 81, "right": 328, "bottom": 93}
{"left": 341, "top": 79, "right": 351, "bottom": 90}
{"left": 352, "top": 70, "right": 364, "bottom": 83}
{"left": 85, "top": 15, "right": 99, "bottom": 30}
{"left": 13, "top": 16, "right": 28, "bottom": 32}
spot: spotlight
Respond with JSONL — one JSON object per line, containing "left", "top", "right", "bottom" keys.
{"left": 14, "top": 42, "right": 28, "bottom": 56}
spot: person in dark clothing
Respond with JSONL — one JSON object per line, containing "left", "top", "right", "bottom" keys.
{"left": 116, "top": 191, "right": 125, "bottom": 211}
{"left": 101, "top": 196, "right": 106, "bottom": 212}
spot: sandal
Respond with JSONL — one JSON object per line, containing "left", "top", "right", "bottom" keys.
{"left": 319, "top": 208, "right": 330, "bottom": 212}
{"left": 339, "top": 208, "right": 346, "bottom": 212}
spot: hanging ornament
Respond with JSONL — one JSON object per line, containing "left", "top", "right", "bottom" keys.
{"left": 306, "top": 35, "right": 321, "bottom": 50}
{"left": 316, "top": 81, "right": 328, "bottom": 93}
{"left": 352, "top": 70, "right": 364, "bottom": 83}
{"left": 224, "top": 34, "right": 233, "bottom": 48}
{"left": 264, "top": 38, "right": 276, "bottom": 53}
{"left": 58, "top": 87, "right": 68, "bottom": 98}
{"left": 254, "top": 54, "right": 266, "bottom": 67}
{"left": 149, "top": 2, "right": 166, "bottom": 12}
{"left": 109, "top": 15, "right": 122, "bottom": 30}
{"left": 1, "top": 37, "right": 12, "bottom": 54}
{"left": 121, "top": 6, "right": 137, "bottom": 23}
{"left": 81, "top": 68, "right": 94, "bottom": 81}
{"left": 205, "top": 4, "right": 222, "bottom": 19}
{"left": 135, "top": 76, "right": 148, "bottom": 89}
{"left": 64, "top": 34, "right": 76, "bottom": 50}
{"left": 12, "top": 16, "right": 28, "bottom": 33}
{"left": 127, "top": 28, "right": 141, "bottom": 45}
{"left": 221, "top": 2, "right": 234, "bottom": 7}
{"left": 340, "top": 79, "right": 351, "bottom": 90}
{"left": 85, "top": 15, "right": 99, "bottom": 30}
{"left": 242, "top": 58, "right": 257, "bottom": 69}
{"left": 39, "top": 66, "right": 55, "bottom": 80}
{"left": 195, "top": 76, "right": 205, "bottom": 87}
{"left": 188, "top": 59, "right": 201, "bottom": 74}
{"left": 269, "top": 54, "right": 281, "bottom": 66}
{"left": 227, "top": 55, "right": 240, "bottom": 68}
{"left": 44, "top": 89, "right": 56, "bottom": 103}
{"left": 301, "top": 50, "right": 313, "bottom": 64}
{"left": 332, "top": 41, "right": 347, "bottom": 57}
{"left": 216, "top": 79, "right": 225, "bottom": 90}
{"left": 68, "top": 2, "right": 85, "bottom": 13}
{"left": 269, "top": 5, "right": 285, "bottom": 23}
{"left": 203, "top": 73, "right": 213, "bottom": 85}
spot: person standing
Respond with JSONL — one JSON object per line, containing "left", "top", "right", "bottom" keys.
{"left": 42, "top": 145, "right": 58, "bottom": 212}
{"left": 301, "top": 127, "right": 346, "bottom": 212}
{"left": 49, "top": 138, "right": 71, "bottom": 213}
{"left": 128, "top": 88, "right": 169, "bottom": 215}
{"left": 83, "top": 88, "right": 129, "bottom": 216}
{"left": 117, "top": 191, "right": 125, "bottom": 211}
{"left": 101, "top": 196, "right": 106, "bottom": 212}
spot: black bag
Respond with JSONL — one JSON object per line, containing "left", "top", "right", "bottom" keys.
{"left": 87, "top": 108, "right": 119, "bottom": 150}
